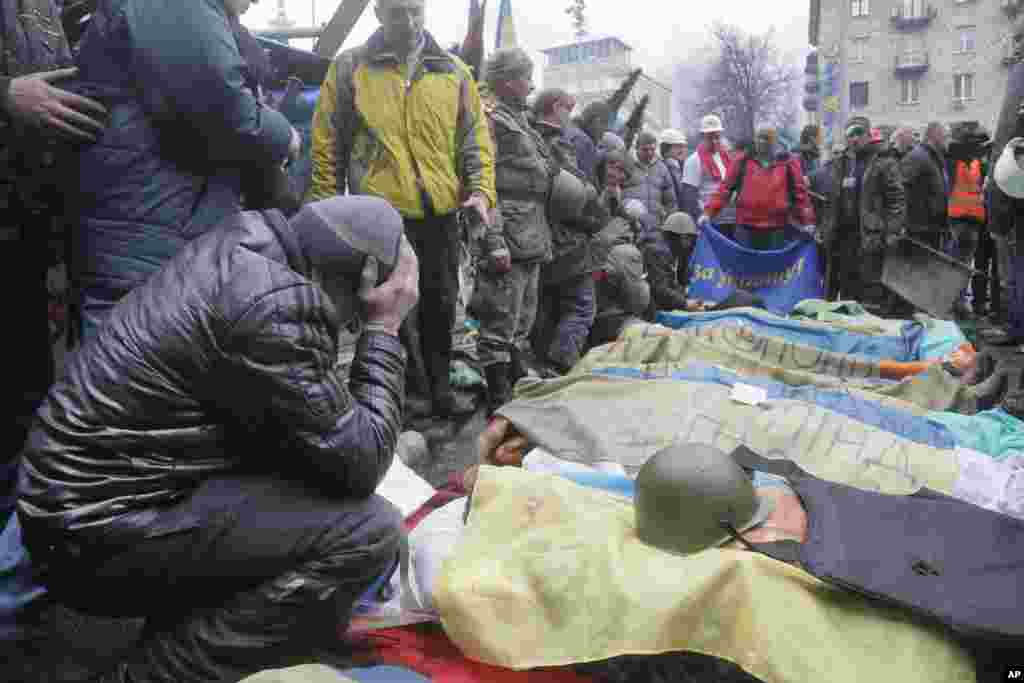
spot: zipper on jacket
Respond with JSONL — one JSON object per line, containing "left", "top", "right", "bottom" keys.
{"left": 403, "top": 71, "right": 434, "bottom": 216}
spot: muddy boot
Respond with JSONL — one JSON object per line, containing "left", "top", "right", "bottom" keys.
{"left": 485, "top": 363, "right": 512, "bottom": 416}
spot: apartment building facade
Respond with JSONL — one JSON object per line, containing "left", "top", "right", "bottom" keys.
{"left": 806, "top": 0, "right": 1019, "bottom": 147}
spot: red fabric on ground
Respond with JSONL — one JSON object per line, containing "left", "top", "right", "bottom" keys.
{"left": 352, "top": 624, "right": 595, "bottom": 683}
{"left": 343, "top": 479, "right": 594, "bottom": 681}
{"left": 403, "top": 474, "right": 467, "bottom": 532}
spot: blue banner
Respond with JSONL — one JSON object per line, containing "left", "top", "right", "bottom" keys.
{"left": 687, "top": 225, "right": 824, "bottom": 314}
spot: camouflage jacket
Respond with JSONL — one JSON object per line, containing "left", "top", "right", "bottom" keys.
{"left": 0, "top": 0, "right": 74, "bottom": 225}
{"left": 820, "top": 143, "right": 906, "bottom": 254}
{"left": 534, "top": 118, "right": 608, "bottom": 283}
{"left": 484, "top": 94, "right": 556, "bottom": 263}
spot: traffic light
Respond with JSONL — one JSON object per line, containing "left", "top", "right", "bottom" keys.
{"left": 803, "top": 51, "right": 819, "bottom": 113}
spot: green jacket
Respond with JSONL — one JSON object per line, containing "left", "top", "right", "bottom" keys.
{"left": 822, "top": 143, "right": 906, "bottom": 255}
{"left": 484, "top": 94, "right": 555, "bottom": 263}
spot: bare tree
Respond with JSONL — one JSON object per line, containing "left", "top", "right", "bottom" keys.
{"left": 673, "top": 60, "right": 708, "bottom": 139}
{"left": 565, "top": 0, "right": 587, "bottom": 40}
{"left": 698, "top": 23, "right": 798, "bottom": 143}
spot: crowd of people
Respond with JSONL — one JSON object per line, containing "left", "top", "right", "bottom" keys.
{"left": 0, "top": 0, "right": 1018, "bottom": 680}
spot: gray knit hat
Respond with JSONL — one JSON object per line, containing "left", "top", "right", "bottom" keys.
{"left": 484, "top": 47, "right": 534, "bottom": 86}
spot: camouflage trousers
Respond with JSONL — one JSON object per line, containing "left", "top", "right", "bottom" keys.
{"left": 471, "top": 261, "right": 540, "bottom": 367}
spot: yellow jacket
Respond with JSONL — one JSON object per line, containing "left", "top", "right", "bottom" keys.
{"left": 306, "top": 30, "right": 496, "bottom": 220}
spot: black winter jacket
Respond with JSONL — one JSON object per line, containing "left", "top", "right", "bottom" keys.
{"left": 901, "top": 142, "right": 948, "bottom": 234}
{"left": 18, "top": 209, "right": 406, "bottom": 545}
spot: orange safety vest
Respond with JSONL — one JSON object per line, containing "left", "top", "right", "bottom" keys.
{"left": 948, "top": 159, "right": 985, "bottom": 222}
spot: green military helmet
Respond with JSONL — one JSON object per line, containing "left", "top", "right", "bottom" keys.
{"left": 548, "top": 169, "right": 593, "bottom": 222}
{"left": 662, "top": 212, "right": 697, "bottom": 236}
{"left": 634, "top": 443, "right": 775, "bottom": 556}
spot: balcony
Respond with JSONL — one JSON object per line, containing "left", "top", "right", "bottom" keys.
{"left": 890, "top": 4, "right": 937, "bottom": 29}
{"left": 894, "top": 51, "right": 929, "bottom": 75}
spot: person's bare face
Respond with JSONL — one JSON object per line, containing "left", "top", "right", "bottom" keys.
{"left": 669, "top": 144, "right": 688, "bottom": 161}
{"left": 703, "top": 131, "right": 721, "bottom": 152}
{"left": 605, "top": 160, "right": 626, "bottom": 189}
{"left": 506, "top": 74, "right": 533, "bottom": 100}
{"left": 375, "top": 0, "right": 425, "bottom": 51}
{"left": 637, "top": 143, "right": 657, "bottom": 165}
{"left": 549, "top": 98, "right": 573, "bottom": 128}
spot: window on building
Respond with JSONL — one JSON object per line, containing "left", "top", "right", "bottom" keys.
{"left": 899, "top": 78, "right": 920, "bottom": 104}
{"left": 902, "top": 0, "right": 923, "bottom": 16}
{"left": 851, "top": 0, "right": 869, "bottom": 17}
{"left": 851, "top": 37, "right": 868, "bottom": 63}
{"left": 957, "top": 28, "right": 976, "bottom": 53}
{"left": 953, "top": 73, "right": 975, "bottom": 100}
{"left": 850, "top": 81, "right": 869, "bottom": 108}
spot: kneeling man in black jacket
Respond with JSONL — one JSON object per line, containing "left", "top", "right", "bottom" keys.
{"left": 17, "top": 196, "right": 418, "bottom": 682}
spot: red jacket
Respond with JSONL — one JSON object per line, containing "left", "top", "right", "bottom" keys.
{"left": 706, "top": 153, "right": 815, "bottom": 230}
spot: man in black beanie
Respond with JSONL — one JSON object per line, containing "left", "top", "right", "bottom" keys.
{"left": 18, "top": 196, "right": 417, "bottom": 682}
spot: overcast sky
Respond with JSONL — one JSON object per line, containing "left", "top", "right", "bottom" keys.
{"left": 240, "top": 0, "right": 812, "bottom": 85}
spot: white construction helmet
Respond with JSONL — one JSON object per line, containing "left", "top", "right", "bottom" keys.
{"left": 622, "top": 199, "right": 647, "bottom": 220}
{"left": 699, "top": 114, "right": 724, "bottom": 133}
{"left": 995, "top": 138, "right": 1024, "bottom": 199}
{"left": 660, "top": 128, "right": 688, "bottom": 146}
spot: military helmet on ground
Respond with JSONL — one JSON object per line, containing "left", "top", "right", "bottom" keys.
{"left": 634, "top": 443, "right": 774, "bottom": 556}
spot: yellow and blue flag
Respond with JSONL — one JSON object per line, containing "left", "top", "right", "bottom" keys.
{"left": 495, "top": 0, "right": 517, "bottom": 49}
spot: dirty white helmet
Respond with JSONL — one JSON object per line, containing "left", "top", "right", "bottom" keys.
{"left": 994, "top": 137, "right": 1024, "bottom": 199}
{"left": 622, "top": 199, "right": 646, "bottom": 220}
{"left": 699, "top": 114, "right": 724, "bottom": 134}
{"left": 660, "top": 128, "right": 688, "bottom": 146}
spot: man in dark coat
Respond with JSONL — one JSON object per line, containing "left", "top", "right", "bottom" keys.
{"left": 530, "top": 88, "right": 608, "bottom": 376}
{"left": 475, "top": 48, "right": 555, "bottom": 413}
{"left": 820, "top": 115, "right": 906, "bottom": 312}
{"left": 566, "top": 100, "right": 610, "bottom": 183}
{"left": 901, "top": 121, "right": 950, "bottom": 250}
{"left": 17, "top": 196, "right": 416, "bottom": 682}
{"left": 0, "top": 0, "right": 107, "bottom": 653}
{"left": 638, "top": 212, "right": 700, "bottom": 314}
{"left": 70, "top": 0, "right": 301, "bottom": 341}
